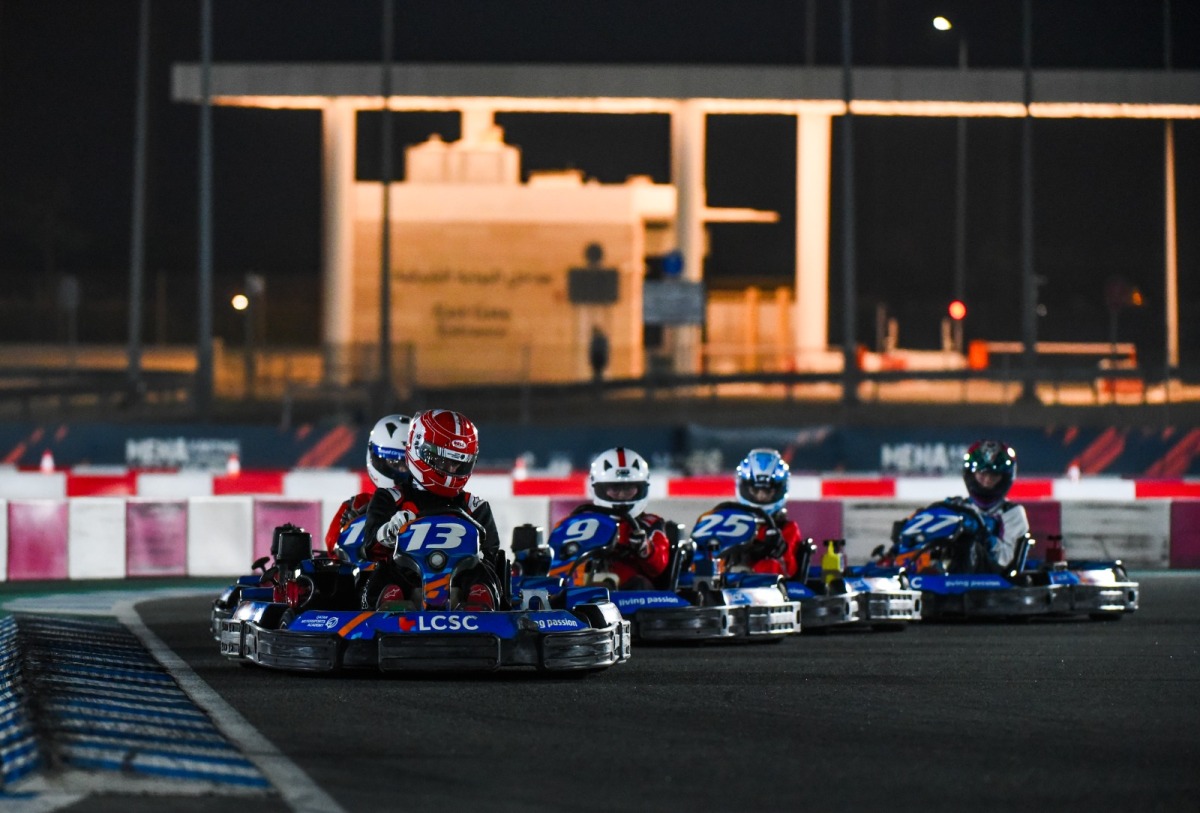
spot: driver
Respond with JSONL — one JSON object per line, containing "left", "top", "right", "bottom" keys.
{"left": 360, "top": 409, "right": 501, "bottom": 610}
{"left": 947, "top": 439, "right": 1030, "bottom": 573}
{"left": 557, "top": 447, "right": 671, "bottom": 590}
{"left": 727, "top": 448, "right": 804, "bottom": 578}
{"left": 323, "top": 413, "right": 410, "bottom": 554}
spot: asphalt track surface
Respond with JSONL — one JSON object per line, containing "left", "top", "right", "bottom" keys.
{"left": 62, "top": 572, "right": 1200, "bottom": 812}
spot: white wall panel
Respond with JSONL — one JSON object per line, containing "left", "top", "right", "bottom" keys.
{"left": 1053, "top": 477, "right": 1136, "bottom": 501}
{"left": 187, "top": 496, "right": 254, "bottom": 576}
{"left": 1060, "top": 500, "right": 1169, "bottom": 568}
{"left": 68, "top": 498, "right": 127, "bottom": 580}
{"left": 0, "top": 471, "right": 66, "bottom": 499}
{"left": 486, "top": 497, "right": 552, "bottom": 552}
{"left": 894, "top": 477, "right": 964, "bottom": 502}
{"left": 283, "top": 469, "right": 362, "bottom": 532}
{"left": 138, "top": 472, "right": 214, "bottom": 499}
{"left": 841, "top": 500, "right": 928, "bottom": 563}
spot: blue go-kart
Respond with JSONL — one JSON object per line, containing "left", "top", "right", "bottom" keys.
{"left": 877, "top": 500, "right": 1139, "bottom": 621}
{"left": 691, "top": 503, "right": 921, "bottom": 632}
{"left": 518, "top": 507, "right": 800, "bottom": 642}
{"left": 212, "top": 510, "right": 631, "bottom": 673}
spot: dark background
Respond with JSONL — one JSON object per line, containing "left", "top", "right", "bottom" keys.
{"left": 1, "top": 0, "right": 1197, "bottom": 370}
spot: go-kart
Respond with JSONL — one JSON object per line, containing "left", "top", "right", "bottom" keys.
{"left": 877, "top": 500, "right": 1139, "bottom": 621}
{"left": 690, "top": 503, "right": 920, "bottom": 632}
{"left": 212, "top": 511, "right": 631, "bottom": 673}
{"left": 524, "top": 507, "right": 801, "bottom": 642}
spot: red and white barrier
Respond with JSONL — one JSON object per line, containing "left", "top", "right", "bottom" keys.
{"left": 1, "top": 491, "right": 1198, "bottom": 582}
{"left": 2, "top": 464, "right": 1198, "bottom": 582}
{"left": 3, "top": 466, "right": 1200, "bottom": 502}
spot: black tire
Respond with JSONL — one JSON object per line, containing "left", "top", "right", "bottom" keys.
{"left": 257, "top": 604, "right": 289, "bottom": 630}
{"left": 570, "top": 603, "right": 608, "bottom": 629}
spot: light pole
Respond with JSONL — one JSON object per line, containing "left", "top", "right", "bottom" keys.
{"left": 196, "top": 0, "right": 214, "bottom": 419}
{"left": 127, "top": 0, "right": 150, "bottom": 401}
{"left": 933, "top": 16, "right": 968, "bottom": 356}
{"left": 377, "top": 0, "right": 396, "bottom": 415}
{"left": 1018, "top": 0, "right": 1039, "bottom": 404}
{"left": 839, "top": 0, "right": 858, "bottom": 407}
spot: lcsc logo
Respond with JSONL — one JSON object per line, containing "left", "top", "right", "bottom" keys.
{"left": 397, "top": 615, "right": 481, "bottom": 632}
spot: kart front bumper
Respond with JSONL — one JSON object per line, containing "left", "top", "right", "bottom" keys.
{"left": 1061, "top": 581, "right": 1139, "bottom": 617}
{"left": 860, "top": 589, "right": 922, "bottom": 625}
{"left": 634, "top": 601, "right": 801, "bottom": 641}
{"left": 211, "top": 604, "right": 235, "bottom": 641}
{"left": 920, "top": 585, "right": 1060, "bottom": 618}
{"left": 220, "top": 616, "right": 631, "bottom": 673}
{"left": 801, "top": 589, "right": 922, "bottom": 630}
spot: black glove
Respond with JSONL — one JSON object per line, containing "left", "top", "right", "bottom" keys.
{"left": 625, "top": 528, "right": 652, "bottom": 559}
{"left": 958, "top": 510, "right": 982, "bottom": 539}
{"left": 761, "top": 527, "right": 786, "bottom": 559}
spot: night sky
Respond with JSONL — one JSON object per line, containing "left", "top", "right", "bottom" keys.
{"left": 0, "top": 0, "right": 1197, "bottom": 369}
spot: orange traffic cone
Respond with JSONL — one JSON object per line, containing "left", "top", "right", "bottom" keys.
{"left": 39, "top": 449, "right": 55, "bottom": 473}
{"left": 512, "top": 455, "right": 528, "bottom": 481}
{"left": 226, "top": 453, "right": 241, "bottom": 477}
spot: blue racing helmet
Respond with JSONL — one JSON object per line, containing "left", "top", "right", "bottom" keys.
{"left": 735, "top": 449, "right": 790, "bottom": 515}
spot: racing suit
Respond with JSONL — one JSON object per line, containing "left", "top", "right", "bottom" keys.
{"left": 947, "top": 496, "right": 1030, "bottom": 573}
{"left": 740, "top": 510, "right": 804, "bottom": 579}
{"left": 359, "top": 476, "right": 501, "bottom": 609}
{"left": 323, "top": 492, "right": 372, "bottom": 553}
{"left": 564, "top": 504, "right": 672, "bottom": 590}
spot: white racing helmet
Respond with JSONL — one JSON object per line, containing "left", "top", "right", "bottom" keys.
{"left": 366, "top": 414, "right": 411, "bottom": 488}
{"left": 588, "top": 447, "right": 651, "bottom": 517}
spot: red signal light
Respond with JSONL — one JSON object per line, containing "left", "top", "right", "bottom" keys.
{"left": 948, "top": 300, "right": 967, "bottom": 321}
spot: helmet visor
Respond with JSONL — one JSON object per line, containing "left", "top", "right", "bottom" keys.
{"left": 593, "top": 481, "right": 648, "bottom": 505}
{"left": 415, "top": 441, "right": 476, "bottom": 478}
{"left": 738, "top": 479, "right": 785, "bottom": 507}
{"left": 369, "top": 443, "right": 407, "bottom": 482}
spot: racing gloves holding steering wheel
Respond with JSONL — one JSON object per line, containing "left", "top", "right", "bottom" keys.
{"left": 377, "top": 509, "right": 417, "bottom": 548}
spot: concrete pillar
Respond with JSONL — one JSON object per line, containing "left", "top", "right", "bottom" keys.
{"left": 774, "top": 285, "right": 791, "bottom": 369}
{"left": 461, "top": 106, "right": 495, "bottom": 143}
{"left": 794, "top": 112, "right": 833, "bottom": 370}
{"left": 670, "top": 101, "right": 705, "bottom": 374}
{"left": 744, "top": 286, "right": 760, "bottom": 371}
{"left": 321, "top": 100, "right": 358, "bottom": 384}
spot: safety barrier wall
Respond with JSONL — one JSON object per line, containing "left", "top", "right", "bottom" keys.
{"left": 4, "top": 467, "right": 1200, "bottom": 502}
{"left": 1, "top": 493, "right": 1196, "bottom": 582}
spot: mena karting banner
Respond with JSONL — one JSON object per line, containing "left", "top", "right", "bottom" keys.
{"left": 682, "top": 425, "right": 1200, "bottom": 477}
{"left": 0, "top": 422, "right": 1198, "bottom": 477}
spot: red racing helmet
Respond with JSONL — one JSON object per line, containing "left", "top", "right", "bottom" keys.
{"left": 406, "top": 409, "right": 479, "bottom": 497}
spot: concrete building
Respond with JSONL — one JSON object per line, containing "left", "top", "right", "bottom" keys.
{"left": 171, "top": 63, "right": 1200, "bottom": 388}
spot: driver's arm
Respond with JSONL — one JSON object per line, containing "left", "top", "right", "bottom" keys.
{"left": 466, "top": 494, "right": 501, "bottom": 552}
{"left": 362, "top": 487, "right": 401, "bottom": 560}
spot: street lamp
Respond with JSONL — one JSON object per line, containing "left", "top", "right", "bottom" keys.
{"left": 934, "top": 16, "right": 968, "bottom": 355}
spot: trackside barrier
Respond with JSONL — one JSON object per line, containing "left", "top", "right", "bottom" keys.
{"left": 0, "top": 617, "right": 41, "bottom": 787}
{"left": 0, "top": 494, "right": 1187, "bottom": 581}
{"left": 186, "top": 497, "right": 253, "bottom": 577}
{"left": 3, "top": 468, "right": 1200, "bottom": 501}
{"left": 1170, "top": 502, "right": 1200, "bottom": 568}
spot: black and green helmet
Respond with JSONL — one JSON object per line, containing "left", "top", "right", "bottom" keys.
{"left": 962, "top": 440, "right": 1017, "bottom": 506}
